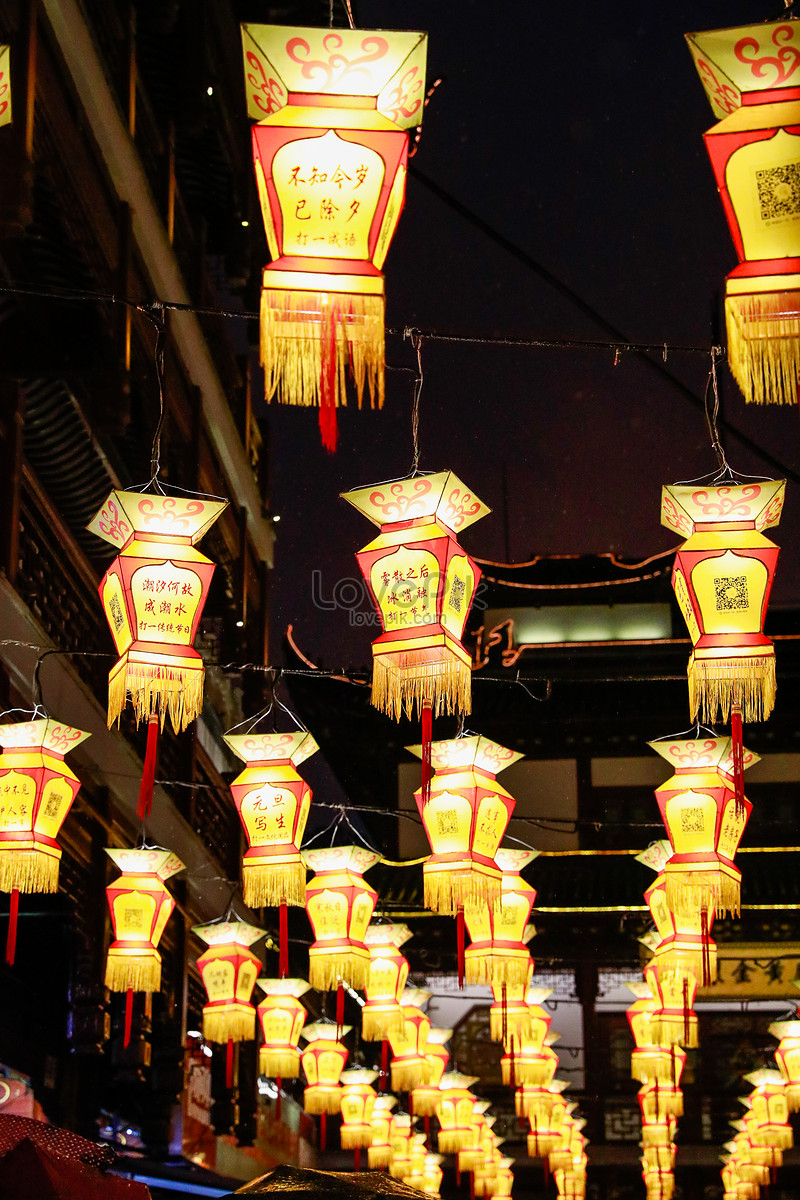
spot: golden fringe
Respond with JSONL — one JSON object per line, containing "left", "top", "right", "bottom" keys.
{"left": 464, "top": 952, "right": 489, "bottom": 986}
{"left": 242, "top": 861, "right": 305, "bottom": 908}
{"left": 437, "top": 1131, "right": 471, "bottom": 1154}
{"left": 362, "top": 1006, "right": 406, "bottom": 1042}
{"left": 259, "top": 1048, "right": 300, "bottom": 1078}
{"left": 261, "top": 288, "right": 384, "bottom": 410}
{"left": 368, "top": 1147, "right": 392, "bottom": 1170}
{"left": 490, "top": 1007, "right": 531, "bottom": 1043}
{"left": 631, "top": 1056, "right": 675, "bottom": 1086}
{"left": 308, "top": 951, "right": 368, "bottom": 992}
{"left": 304, "top": 1087, "right": 343, "bottom": 1115}
{"left": 391, "top": 1061, "right": 431, "bottom": 1092}
{"left": 688, "top": 654, "right": 776, "bottom": 724}
{"left": 389, "top": 1162, "right": 411, "bottom": 1181}
{"left": 489, "top": 957, "right": 534, "bottom": 988}
{"left": 0, "top": 849, "right": 59, "bottom": 894}
{"left": 725, "top": 292, "right": 800, "bottom": 406}
{"left": 202, "top": 1006, "right": 256, "bottom": 1045}
{"left": 657, "top": 952, "right": 718, "bottom": 985}
{"left": 771, "top": 1127, "right": 794, "bottom": 1151}
{"left": 340, "top": 1126, "right": 374, "bottom": 1150}
{"left": 787, "top": 1085, "right": 800, "bottom": 1113}
{"left": 105, "top": 952, "right": 161, "bottom": 993}
{"left": 651, "top": 1015, "right": 698, "bottom": 1050}
{"left": 516, "top": 1093, "right": 556, "bottom": 1119}
{"left": 528, "top": 1134, "right": 559, "bottom": 1158}
{"left": 503, "top": 1060, "right": 552, "bottom": 1087}
{"left": 409, "top": 1093, "right": 441, "bottom": 1117}
{"left": 423, "top": 869, "right": 500, "bottom": 917}
{"left": 372, "top": 651, "right": 472, "bottom": 722}
{"left": 665, "top": 872, "right": 740, "bottom": 919}
{"left": 108, "top": 663, "right": 204, "bottom": 734}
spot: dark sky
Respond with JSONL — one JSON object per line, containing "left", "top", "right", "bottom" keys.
{"left": 265, "top": 0, "right": 800, "bottom": 671}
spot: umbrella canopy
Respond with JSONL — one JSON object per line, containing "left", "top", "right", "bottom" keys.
{"left": 0, "top": 1138, "right": 149, "bottom": 1200}
{"left": 0, "top": 1116, "right": 115, "bottom": 1168}
{"left": 230, "top": 1164, "right": 427, "bottom": 1199}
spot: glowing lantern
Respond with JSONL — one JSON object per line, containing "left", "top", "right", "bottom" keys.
{"left": 489, "top": 976, "right": 540, "bottom": 1044}
{"left": 256, "top": 977, "right": 309, "bottom": 1077}
{"left": 87, "top": 490, "right": 227, "bottom": 730}
{"left": 465, "top": 848, "right": 537, "bottom": 986}
{"left": 104, "top": 848, "right": 183, "bottom": 993}
{"left": 503, "top": 1036, "right": 557, "bottom": 1089}
{"left": 743, "top": 1069, "right": 793, "bottom": 1150}
{"left": 241, "top": 23, "right": 428, "bottom": 450}
{"left": 485, "top": 1159, "right": 513, "bottom": 1200}
{"left": 303, "top": 845, "right": 378, "bottom": 990}
{"left": 362, "top": 922, "right": 410, "bottom": 1040}
{"left": 368, "top": 1094, "right": 397, "bottom": 1168}
{"left": 549, "top": 1118, "right": 585, "bottom": 1172}
{"left": 528, "top": 1098, "right": 570, "bottom": 1159}
{"left": 638, "top": 1082, "right": 684, "bottom": 1123}
{"left": 389, "top": 987, "right": 431, "bottom": 1092}
{"left": 687, "top": 20, "right": 800, "bottom": 405}
{"left": 437, "top": 1071, "right": 478, "bottom": 1153}
{"left": 339, "top": 1068, "right": 378, "bottom": 1148}
{"left": 769, "top": 1019, "right": 800, "bottom": 1109}
{"left": 456, "top": 1103, "right": 491, "bottom": 1172}
{"left": 515, "top": 1079, "right": 570, "bottom": 1121}
{"left": 194, "top": 920, "right": 263, "bottom": 1044}
{"left": 388, "top": 1112, "right": 414, "bottom": 1179}
{"left": 645, "top": 962, "right": 698, "bottom": 1050}
{"left": 0, "top": 719, "right": 90, "bottom": 897}
{"left": 627, "top": 980, "right": 659, "bottom": 1050}
{"left": 343, "top": 473, "right": 490, "bottom": 720}
{"left": 0, "top": 46, "right": 10, "bottom": 128}
{"left": 422, "top": 1153, "right": 444, "bottom": 1195}
{"left": 224, "top": 730, "right": 317, "bottom": 908}
{"left": 644, "top": 871, "right": 718, "bottom": 987}
{"left": 500, "top": 990, "right": 551, "bottom": 1065}
{"left": 661, "top": 482, "right": 784, "bottom": 723}
{"left": 649, "top": 735, "right": 757, "bottom": 920}
{"left": 405, "top": 1133, "right": 429, "bottom": 1187}
{"left": 631, "top": 1046, "right": 687, "bottom": 1089}
{"left": 411, "top": 1026, "right": 452, "bottom": 1116}
{"left": 409, "top": 735, "right": 520, "bottom": 915}
{"left": 642, "top": 1162, "right": 675, "bottom": 1200}
{"left": 300, "top": 1021, "right": 350, "bottom": 1113}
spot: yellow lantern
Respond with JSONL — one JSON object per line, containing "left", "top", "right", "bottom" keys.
{"left": 661, "top": 481, "right": 784, "bottom": 723}
{"left": 339, "top": 1068, "right": 378, "bottom": 1149}
{"left": 644, "top": 871, "right": 718, "bottom": 987}
{"left": 515, "top": 1079, "right": 570, "bottom": 1121}
{"left": 368, "top": 1094, "right": 397, "bottom": 1168}
{"left": 549, "top": 1118, "right": 585, "bottom": 1173}
{"left": 645, "top": 962, "right": 698, "bottom": 1050}
{"left": 489, "top": 976, "right": 540, "bottom": 1044}
{"left": 502, "top": 1036, "right": 557, "bottom": 1089}
{"left": 409, "top": 735, "right": 520, "bottom": 916}
{"left": 362, "top": 922, "right": 411, "bottom": 1040}
{"left": 193, "top": 919, "right": 263, "bottom": 1044}
{"left": 632, "top": 1046, "right": 687, "bottom": 1089}
{"left": 389, "top": 987, "right": 431, "bottom": 1092}
{"left": 437, "top": 1071, "right": 479, "bottom": 1153}
{"left": 241, "top": 24, "right": 428, "bottom": 450}
{"left": 224, "top": 730, "right": 317, "bottom": 909}
{"left": 422, "top": 1153, "right": 444, "bottom": 1196}
{"left": 465, "top": 849, "right": 537, "bottom": 987}
{"left": 256, "top": 976, "right": 309, "bottom": 1077}
{"left": 388, "top": 1112, "right": 414, "bottom": 1179}
{"left": 87, "top": 490, "right": 227, "bottom": 730}
{"left": 638, "top": 1082, "right": 684, "bottom": 1123}
{"left": 641, "top": 1162, "right": 675, "bottom": 1200}
{"left": 411, "top": 1026, "right": 452, "bottom": 1116}
{"left": 743, "top": 1069, "right": 793, "bottom": 1151}
{"left": 527, "top": 1101, "right": 567, "bottom": 1160}
{"left": 770, "top": 1019, "right": 800, "bottom": 1109}
{"left": 405, "top": 1133, "right": 429, "bottom": 1188}
{"left": 303, "top": 845, "right": 379, "bottom": 990}
{"left": 300, "top": 1020, "right": 350, "bottom": 1114}
{"left": 104, "top": 847, "right": 183, "bottom": 994}
{"left": 479, "top": 1157, "right": 513, "bottom": 1199}
{"left": 0, "top": 46, "right": 10, "bottom": 128}
{"left": 344, "top": 473, "right": 490, "bottom": 719}
{"left": 456, "top": 1103, "right": 491, "bottom": 1172}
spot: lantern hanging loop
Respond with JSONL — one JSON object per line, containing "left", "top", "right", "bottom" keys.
{"left": 31, "top": 650, "right": 58, "bottom": 713}
{"left": 404, "top": 328, "right": 425, "bottom": 476}
{"left": 703, "top": 348, "right": 732, "bottom": 478}
{"left": 131, "top": 300, "right": 167, "bottom": 491}
{"left": 651, "top": 721, "right": 717, "bottom": 742}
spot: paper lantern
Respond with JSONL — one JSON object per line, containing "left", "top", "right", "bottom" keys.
{"left": 649, "top": 734, "right": 758, "bottom": 919}
{"left": 645, "top": 962, "right": 698, "bottom": 1050}
{"left": 405, "top": 1133, "right": 429, "bottom": 1188}
{"left": 256, "top": 977, "right": 310, "bottom": 1077}
{"left": 87, "top": 490, "right": 227, "bottom": 730}
{"left": 769, "top": 1019, "right": 800, "bottom": 1109}
{"left": 743, "top": 1069, "right": 793, "bottom": 1150}
{"left": 641, "top": 1162, "right": 675, "bottom": 1200}
{"left": 549, "top": 1118, "right": 586, "bottom": 1172}
{"left": 388, "top": 987, "right": 431, "bottom": 1092}
{"left": 631, "top": 1046, "right": 687, "bottom": 1089}
{"left": 301, "top": 1020, "right": 350, "bottom": 1113}
{"left": 388, "top": 1112, "right": 414, "bottom": 1179}
{"left": 0, "top": 46, "right": 10, "bottom": 129}
{"left": 502, "top": 1036, "right": 557, "bottom": 1089}
{"left": 411, "top": 1026, "right": 452, "bottom": 1116}
{"left": 644, "top": 871, "right": 718, "bottom": 986}
{"left": 368, "top": 1094, "right": 397, "bottom": 1169}
{"left": 409, "top": 735, "right": 520, "bottom": 915}
{"left": 456, "top": 1103, "right": 491, "bottom": 1172}
{"left": 528, "top": 1096, "right": 571, "bottom": 1159}
{"left": 437, "top": 1071, "right": 479, "bottom": 1153}
{"left": 224, "top": 730, "right": 317, "bottom": 908}
{"left": 661, "top": 482, "right": 784, "bottom": 723}
{"left": 422, "top": 1153, "right": 444, "bottom": 1195}
{"left": 303, "top": 845, "right": 378, "bottom": 990}
{"left": 515, "top": 1079, "right": 570, "bottom": 1121}
{"left": 0, "top": 719, "right": 90, "bottom": 896}
{"left": 339, "top": 1068, "right": 378, "bottom": 1149}
{"left": 104, "top": 848, "right": 183, "bottom": 993}
{"left": 489, "top": 976, "right": 540, "bottom": 1044}
{"left": 362, "top": 922, "right": 411, "bottom": 1040}
{"left": 241, "top": 24, "right": 428, "bottom": 450}
{"left": 193, "top": 920, "right": 262, "bottom": 1044}
{"left": 464, "top": 849, "right": 537, "bottom": 986}
{"left": 638, "top": 1082, "right": 684, "bottom": 1123}
{"left": 687, "top": 19, "right": 800, "bottom": 405}
{"left": 343, "top": 473, "right": 490, "bottom": 719}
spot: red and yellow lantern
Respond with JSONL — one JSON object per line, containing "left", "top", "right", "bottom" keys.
{"left": 104, "top": 848, "right": 183, "bottom": 993}
{"left": 502, "top": 1033, "right": 557, "bottom": 1089}
{"left": 87, "top": 490, "right": 226, "bottom": 730}
{"left": 339, "top": 1068, "right": 378, "bottom": 1149}
{"left": 744, "top": 1068, "right": 793, "bottom": 1151}
{"left": 638, "top": 1082, "right": 684, "bottom": 1124}
{"left": 661, "top": 482, "right": 784, "bottom": 723}
{"left": 770, "top": 1018, "right": 800, "bottom": 1109}
{"left": 515, "top": 1079, "right": 570, "bottom": 1122}
{"left": 362, "top": 921, "right": 411, "bottom": 1040}
{"left": 644, "top": 871, "right": 718, "bottom": 987}
{"left": 193, "top": 920, "right": 262, "bottom": 1044}
{"left": 489, "top": 976, "right": 540, "bottom": 1044}
{"left": 437, "top": 1071, "right": 479, "bottom": 1153}
{"left": 301, "top": 1020, "right": 350, "bottom": 1113}
{"left": 256, "top": 976, "right": 309, "bottom": 1077}
{"left": 687, "top": 20, "right": 800, "bottom": 405}
{"left": 0, "top": 45, "right": 10, "bottom": 128}
{"left": 410, "top": 735, "right": 520, "bottom": 915}
{"left": 456, "top": 1102, "right": 491, "bottom": 1172}
{"left": 411, "top": 1026, "right": 452, "bottom": 1116}
{"left": 632, "top": 1045, "right": 687, "bottom": 1089}
{"left": 241, "top": 23, "right": 428, "bottom": 450}
{"left": 422, "top": 1153, "right": 444, "bottom": 1195}
{"left": 225, "top": 730, "right": 317, "bottom": 908}
{"left": 528, "top": 1097, "right": 571, "bottom": 1160}
{"left": 465, "top": 848, "right": 537, "bottom": 987}
{"left": 344, "top": 473, "right": 490, "bottom": 719}
{"left": 644, "top": 962, "right": 698, "bottom": 1051}
{"left": 388, "top": 986, "right": 431, "bottom": 1092}
{"left": 368, "top": 1094, "right": 397, "bottom": 1168}
{"left": 303, "top": 845, "right": 378, "bottom": 990}
{"left": 388, "top": 1112, "right": 414, "bottom": 1179}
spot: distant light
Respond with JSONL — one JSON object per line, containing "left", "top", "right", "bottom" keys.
{"left": 202, "top": 1045, "right": 213, "bottom": 1058}
{"left": 235, "top": 619, "right": 245, "bottom": 628}
{"left": 241, "top": 220, "right": 249, "bottom": 228}
{"left": 206, "top": 86, "right": 214, "bottom": 96}
{"left": 187, "top": 1030, "right": 202, "bottom": 1039}
{"left": 272, "top": 514, "right": 281, "bottom": 523}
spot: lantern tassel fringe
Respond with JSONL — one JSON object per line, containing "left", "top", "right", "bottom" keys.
{"left": 340, "top": 1127, "right": 374, "bottom": 1150}
{"left": 368, "top": 1148, "right": 392, "bottom": 1170}
{"left": 490, "top": 1008, "right": 532, "bottom": 1043}
{"left": 109, "top": 662, "right": 204, "bottom": 734}
{"left": 260, "top": 1048, "right": 300, "bottom": 1078}
{"left": 725, "top": 292, "right": 800, "bottom": 406}
{"left": 688, "top": 654, "right": 776, "bottom": 724}
{"left": 308, "top": 954, "right": 368, "bottom": 993}
{"left": 391, "top": 1062, "right": 431, "bottom": 1092}
{"left": 372, "top": 651, "right": 472, "bottom": 721}
{"left": 437, "top": 1132, "right": 472, "bottom": 1155}
{"left": 664, "top": 873, "right": 740, "bottom": 919}
{"left": 242, "top": 861, "right": 306, "bottom": 908}
{"left": 0, "top": 851, "right": 59, "bottom": 894}
{"left": 424, "top": 870, "right": 501, "bottom": 916}
{"left": 202, "top": 1008, "right": 256, "bottom": 1045}
{"left": 362, "top": 1007, "right": 406, "bottom": 1042}
{"left": 105, "top": 955, "right": 161, "bottom": 994}
{"left": 304, "top": 1089, "right": 344, "bottom": 1115}
{"left": 652, "top": 1015, "right": 698, "bottom": 1050}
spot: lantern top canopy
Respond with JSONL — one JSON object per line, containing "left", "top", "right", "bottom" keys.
{"left": 647, "top": 735, "right": 760, "bottom": 775}
{"left": 496, "top": 848, "right": 539, "bottom": 873}
{"left": 223, "top": 730, "right": 319, "bottom": 767}
{"left": 0, "top": 718, "right": 91, "bottom": 755}
{"left": 427, "top": 1027, "right": 454, "bottom": 1044}
{"left": 257, "top": 977, "right": 311, "bottom": 999}
{"left": 661, "top": 480, "right": 785, "bottom": 536}
{"left": 105, "top": 847, "right": 184, "bottom": 880}
{"left": 635, "top": 840, "right": 673, "bottom": 874}
{"left": 302, "top": 844, "right": 380, "bottom": 874}
{"left": 302, "top": 1021, "right": 352, "bottom": 1042}
{"left": 406, "top": 734, "right": 522, "bottom": 774}
{"left": 0, "top": 45, "right": 10, "bottom": 129}
{"left": 340, "top": 1068, "right": 379, "bottom": 1086}
{"left": 342, "top": 471, "right": 490, "bottom": 534}
{"left": 87, "top": 489, "right": 228, "bottom": 550}
{"left": 770, "top": 1020, "right": 800, "bottom": 1039}
{"left": 192, "top": 919, "right": 264, "bottom": 947}
{"left": 241, "top": 24, "right": 428, "bottom": 131}
{"left": 744, "top": 1067, "right": 786, "bottom": 1088}
{"left": 365, "top": 922, "right": 412, "bottom": 948}
{"left": 686, "top": 20, "right": 800, "bottom": 119}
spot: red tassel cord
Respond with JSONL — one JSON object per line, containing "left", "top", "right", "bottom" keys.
{"left": 731, "top": 704, "right": 745, "bottom": 819}
{"left": 136, "top": 714, "right": 159, "bottom": 822}
{"left": 425, "top": 1115, "right": 430, "bottom": 1149}
{"left": 381, "top": 1039, "right": 388, "bottom": 1092}
{"left": 354, "top": 1148, "right": 361, "bottom": 1171}
{"left": 124, "top": 987, "right": 133, "bottom": 1048}
{"left": 336, "top": 980, "right": 345, "bottom": 1039}
{"left": 279, "top": 902, "right": 288, "bottom": 978}
{"left": 501, "top": 982, "right": 508, "bottom": 1046}
{"left": 543, "top": 1158, "right": 549, "bottom": 1188}
{"left": 683, "top": 976, "right": 691, "bottom": 1046}
{"left": 226, "top": 1037, "right": 234, "bottom": 1089}
{"left": 701, "top": 909, "right": 711, "bottom": 987}
{"left": 509, "top": 1033, "right": 516, "bottom": 1089}
{"left": 457, "top": 906, "right": 465, "bottom": 989}
{"left": 275, "top": 1075, "right": 282, "bottom": 1122}
{"left": 5, "top": 887, "right": 18, "bottom": 966}
{"left": 320, "top": 1110, "right": 327, "bottom": 1152}
{"left": 421, "top": 698, "right": 433, "bottom": 808}
{"left": 319, "top": 301, "right": 339, "bottom": 453}
{"left": 470, "top": 1171, "right": 475, "bottom": 1199}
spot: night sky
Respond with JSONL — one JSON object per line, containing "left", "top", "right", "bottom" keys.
{"left": 264, "top": 1, "right": 800, "bottom": 673}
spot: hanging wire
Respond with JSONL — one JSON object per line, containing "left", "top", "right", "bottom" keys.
{"left": 406, "top": 329, "right": 424, "bottom": 475}
{"left": 132, "top": 302, "right": 167, "bottom": 492}
{"left": 704, "top": 347, "right": 732, "bottom": 479}
{"left": 342, "top": 0, "right": 356, "bottom": 29}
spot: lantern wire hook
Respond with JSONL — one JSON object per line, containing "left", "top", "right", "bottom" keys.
{"left": 342, "top": 0, "right": 356, "bottom": 29}
{"left": 135, "top": 301, "right": 167, "bottom": 493}
{"left": 406, "top": 329, "right": 424, "bottom": 476}
{"left": 32, "top": 650, "right": 56, "bottom": 714}
{"left": 704, "top": 347, "right": 733, "bottom": 480}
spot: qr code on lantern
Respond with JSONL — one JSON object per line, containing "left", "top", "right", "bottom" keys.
{"left": 436, "top": 810, "right": 459, "bottom": 836}
{"left": 756, "top": 163, "right": 800, "bottom": 221}
{"left": 714, "top": 574, "right": 748, "bottom": 612}
{"left": 680, "top": 807, "right": 706, "bottom": 835}
{"left": 449, "top": 577, "right": 465, "bottom": 614}
{"left": 123, "top": 908, "right": 143, "bottom": 929}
